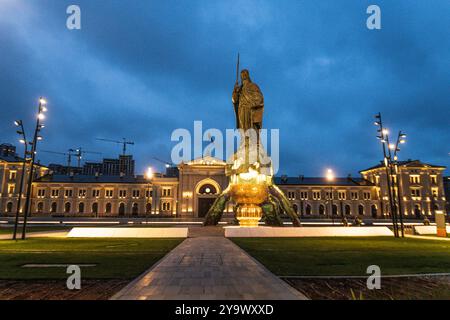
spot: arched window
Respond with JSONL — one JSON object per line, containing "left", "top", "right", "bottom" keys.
{"left": 37, "top": 202, "right": 44, "bottom": 213}
{"left": 132, "top": 203, "right": 139, "bottom": 216}
{"left": 332, "top": 204, "right": 338, "bottom": 216}
{"left": 319, "top": 204, "right": 325, "bottom": 215}
{"left": 92, "top": 202, "right": 98, "bottom": 214}
{"left": 51, "top": 202, "right": 57, "bottom": 213}
{"left": 306, "top": 204, "right": 311, "bottom": 215}
{"left": 119, "top": 203, "right": 125, "bottom": 216}
{"left": 162, "top": 202, "right": 171, "bottom": 211}
{"left": 345, "top": 204, "right": 351, "bottom": 215}
{"left": 105, "top": 203, "right": 112, "bottom": 214}
{"left": 6, "top": 202, "right": 13, "bottom": 213}
{"left": 146, "top": 203, "right": 152, "bottom": 214}
{"left": 292, "top": 204, "right": 298, "bottom": 214}
{"left": 78, "top": 202, "right": 84, "bottom": 213}
{"left": 371, "top": 205, "right": 377, "bottom": 218}
{"left": 64, "top": 202, "right": 71, "bottom": 213}
{"left": 198, "top": 184, "right": 217, "bottom": 195}
{"left": 358, "top": 204, "right": 364, "bottom": 216}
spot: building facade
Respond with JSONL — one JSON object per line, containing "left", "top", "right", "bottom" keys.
{"left": 0, "top": 144, "right": 48, "bottom": 215}
{"left": 0, "top": 152, "right": 447, "bottom": 219}
{"left": 442, "top": 176, "right": 450, "bottom": 214}
{"left": 29, "top": 174, "right": 178, "bottom": 217}
{"left": 274, "top": 176, "right": 379, "bottom": 218}
{"left": 360, "top": 160, "right": 447, "bottom": 218}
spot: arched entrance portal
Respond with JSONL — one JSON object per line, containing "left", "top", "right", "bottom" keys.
{"left": 119, "top": 203, "right": 125, "bottom": 216}
{"left": 195, "top": 179, "right": 221, "bottom": 218}
{"left": 371, "top": 205, "right": 377, "bottom": 218}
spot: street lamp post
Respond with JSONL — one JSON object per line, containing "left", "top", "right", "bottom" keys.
{"left": 12, "top": 120, "right": 29, "bottom": 240}
{"left": 326, "top": 169, "right": 335, "bottom": 225}
{"left": 374, "top": 113, "right": 399, "bottom": 237}
{"left": 392, "top": 131, "right": 407, "bottom": 237}
{"left": 145, "top": 167, "right": 154, "bottom": 224}
{"left": 21, "top": 97, "right": 47, "bottom": 240}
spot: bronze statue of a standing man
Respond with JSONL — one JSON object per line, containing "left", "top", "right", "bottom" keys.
{"left": 232, "top": 69, "right": 264, "bottom": 131}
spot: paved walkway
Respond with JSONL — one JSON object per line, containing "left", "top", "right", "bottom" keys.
{"left": 112, "top": 236, "right": 307, "bottom": 300}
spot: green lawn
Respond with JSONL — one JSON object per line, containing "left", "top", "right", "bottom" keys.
{"left": 0, "top": 226, "right": 71, "bottom": 235}
{"left": 232, "top": 237, "right": 450, "bottom": 276}
{"left": 0, "top": 238, "right": 183, "bottom": 280}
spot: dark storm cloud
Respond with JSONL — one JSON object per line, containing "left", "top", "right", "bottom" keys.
{"left": 0, "top": 0, "right": 448, "bottom": 175}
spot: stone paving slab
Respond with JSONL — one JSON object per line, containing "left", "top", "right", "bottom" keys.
{"left": 111, "top": 236, "right": 307, "bottom": 300}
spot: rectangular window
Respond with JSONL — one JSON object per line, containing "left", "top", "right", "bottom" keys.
{"left": 411, "top": 188, "right": 421, "bottom": 197}
{"left": 9, "top": 171, "right": 17, "bottom": 180}
{"left": 145, "top": 189, "right": 153, "bottom": 198}
{"left": 8, "top": 184, "right": 15, "bottom": 194}
{"left": 325, "top": 191, "right": 333, "bottom": 200}
{"left": 105, "top": 189, "right": 113, "bottom": 198}
{"left": 312, "top": 191, "right": 320, "bottom": 200}
{"left": 162, "top": 188, "right": 171, "bottom": 197}
{"left": 431, "top": 188, "right": 438, "bottom": 198}
{"left": 37, "top": 188, "right": 46, "bottom": 198}
{"left": 78, "top": 189, "right": 87, "bottom": 198}
{"left": 92, "top": 189, "right": 100, "bottom": 198}
{"left": 65, "top": 189, "right": 73, "bottom": 198}
{"left": 410, "top": 175, "right": 420, "bottom": 184}
{"left": 363, "top": 192, "right": 371, "bottom": 200}
{"left": 430, "top": 175, "right": 437, "bottom": 185}
{"left": 132, "top": 190, "right": 140, "bottom": 198}
{"left": 338, "top": 191, "right": 346, "bottom": 200}
{"left": 300, "top": 191, "right": 308, "bottom": 200}
{"left": 119, "top": 190, "right": 127, "bottom": 198}
{"left": 351, "top": 192, "right": 358, "bottom": 200}
{"left": 51, "top": 189, "right": 59, "bottom": 198}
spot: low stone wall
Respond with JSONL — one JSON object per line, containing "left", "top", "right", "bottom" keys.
{"left": 413, "top": 225, "right": 450, "bottom": 235}
{"left": 224, "top": 226, "right": 394, "bottom": 237}
{"left": 67, "top": 227, "right": 188, "bottom": 238}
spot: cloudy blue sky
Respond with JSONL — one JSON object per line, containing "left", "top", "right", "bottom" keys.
{"left": 0, "top": 0, "right": 449, "bottom": 176}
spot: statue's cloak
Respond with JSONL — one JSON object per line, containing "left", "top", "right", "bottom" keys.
{"left": 237, "top": 82, "right": 264, "bottom": 130}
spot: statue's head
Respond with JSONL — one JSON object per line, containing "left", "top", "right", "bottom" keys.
{"left": 240, "top": 69, "right": 251, "bottom": 82}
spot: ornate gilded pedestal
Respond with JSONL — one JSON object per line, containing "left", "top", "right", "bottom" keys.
{"left": 230, "top": 180, "right": 268, "bottom": 227}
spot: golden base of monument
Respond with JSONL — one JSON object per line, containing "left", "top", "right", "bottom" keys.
{"left": 230, "top": 183, "right": 268, "bottom": 228}
{"left": 236, "top": 204, "right": 262, "bottom": 227}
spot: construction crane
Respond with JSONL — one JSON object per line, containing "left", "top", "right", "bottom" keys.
{"left": 41, "top": 149, "right": 76, "bottom": 167}
{"left": 72, "top": 147, "right": 102, "bottom": 167}
{"left": 96, "top": 138, "right": 134, "bottom": 155}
